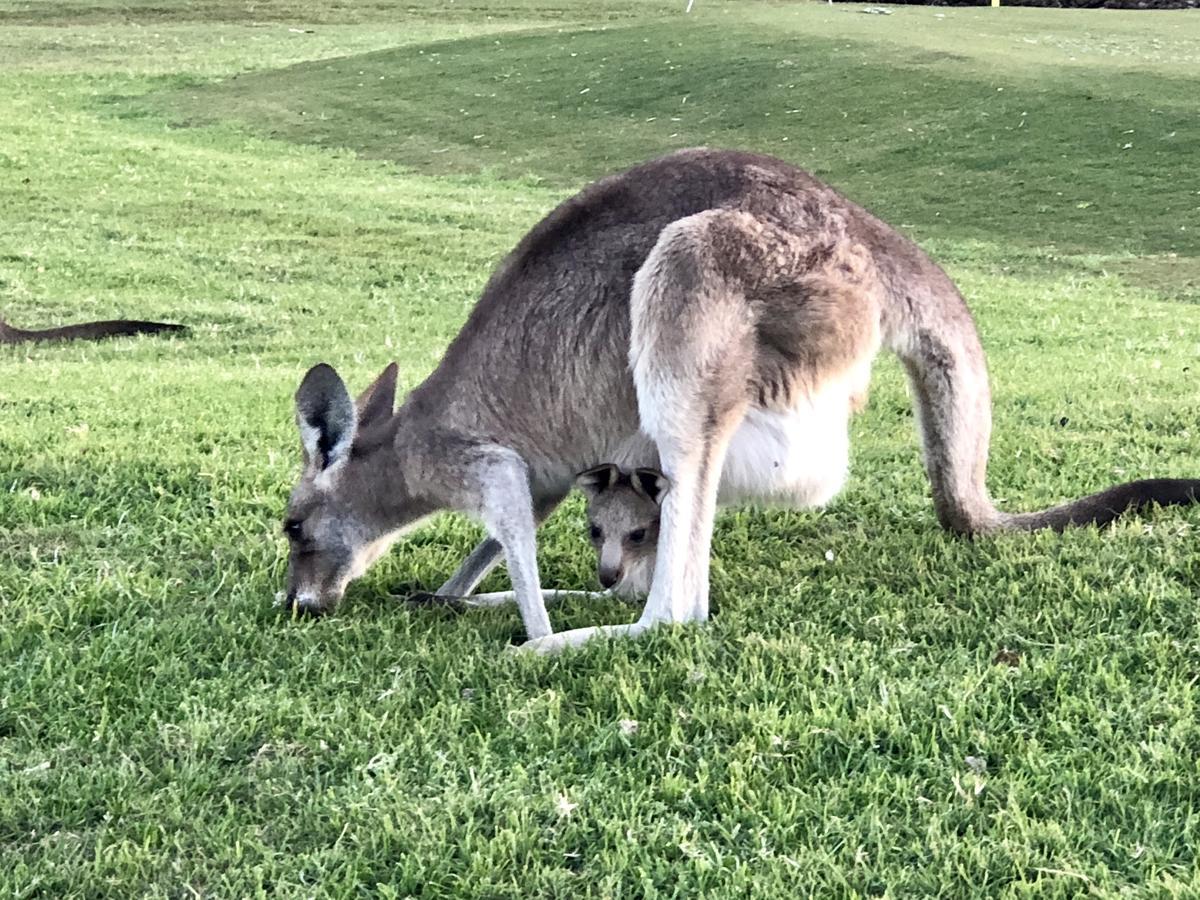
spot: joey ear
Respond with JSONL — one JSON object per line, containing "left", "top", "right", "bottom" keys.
{"left": 631, "top": 468, "right": 670, "bottom": 504}
{"left": 575, "top": 463, "right": 620, "bottom": 497}
{"left": 355, "top": 361, "right": 399, "bottom": 428}
{"left": 295, "top": 363, "right": 357, "bottom": 471}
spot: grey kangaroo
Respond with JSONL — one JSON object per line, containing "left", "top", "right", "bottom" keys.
{"left": 1, "top": 316, "right": 185, "bottom": 344}
{"left": 282, "top": 148, "right": 1200, "bottom": 653}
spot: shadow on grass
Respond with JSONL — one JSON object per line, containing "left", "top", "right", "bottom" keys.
{"left": 138, "top": 20, "right": 1200, "bottom": 256}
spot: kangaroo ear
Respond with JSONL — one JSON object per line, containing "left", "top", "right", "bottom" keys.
{"left": 355, "top": 362, "right": 398, "bottom": 428}
{"left": 631, "top": 468, "right": 670, "bottom": 504}
{"left": 575, "top": 464, "right": 620, "bottom": 498}
{"left": 295, "top": 363, "right": 357, "bottom": 471}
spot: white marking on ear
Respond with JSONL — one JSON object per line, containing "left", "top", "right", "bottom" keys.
{"left": 302, "top": 417, "right": 354, "bottom": 488}
{"left": 298, "top": 420, "right": 324, "bottom": 465}
{"left": 632, "top": 468, "right": 670, "bottom": 504}
{"left": 312, "top": 457, "right": 347, "bottom": 490}
{"left": 295, "top": 363, "right": 357, "bottom": 473}
{"left": 575, "top": 463, "right": 620, "bottom": 497}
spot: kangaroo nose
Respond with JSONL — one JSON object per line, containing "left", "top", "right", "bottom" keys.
{"left": 599, "top": 567, "right": 621, "bottom": 589}
{"left": 283, "top": 591, "right": 323, "bottom": 616}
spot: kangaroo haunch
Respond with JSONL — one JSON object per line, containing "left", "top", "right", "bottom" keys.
{"left": 281, "top": 148, "right": 1200, "bottom": 653}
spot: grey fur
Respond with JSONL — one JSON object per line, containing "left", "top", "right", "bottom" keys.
{"left": 281, "top": 148, "right": 1200, "bottom": 651}
{"left": 577, "top": 465, "right": 665, "bottom": 596}
{"left": 296, "top": 363, "right": 357, "bottom": 471}
{"left": 435, "top": 537, "right": 503, "bottom": 598}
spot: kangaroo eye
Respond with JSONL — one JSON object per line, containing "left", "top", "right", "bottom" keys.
{"left": 284, "top": 519, "right": 304, "bottom": 540}
{"left": 589, "top": 524, "right": 602, "bottom": 541}
{"left": 628, "top": 528, "right": 647, "bottom": 544}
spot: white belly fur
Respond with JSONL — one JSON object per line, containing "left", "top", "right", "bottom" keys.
{"left": 718, "top": 364, "right": 868, "bottom": 509}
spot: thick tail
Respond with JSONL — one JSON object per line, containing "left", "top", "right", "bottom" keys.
{"left": 1, "top": 317, "right": 186, "bottom": 344}
{"left": 888, "top": 269, "right": 1200, "bottom": 535}
{"left": 1001, "top": 478, "right": 1200, "bottom": 532}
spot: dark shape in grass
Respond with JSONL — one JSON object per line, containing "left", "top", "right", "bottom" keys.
{"left": 1, "top": 316, "right": 187, "bottom": 344}
{"left": 283, "top": 594, "right": 328, "bottom": 618}
{"left": 993, "top": 647, "right": 1022, "bottom": 667}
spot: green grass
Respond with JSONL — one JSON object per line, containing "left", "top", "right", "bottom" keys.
{"left": 143, "top": 5, "right": 1200, "bottom": 258}
{"left": 2, "top": 1, "right": 1200, "bottom": 896}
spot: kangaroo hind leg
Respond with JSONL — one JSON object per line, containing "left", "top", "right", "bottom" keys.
{"left": 629, "top": 211, "right": 767, "bottom": 629}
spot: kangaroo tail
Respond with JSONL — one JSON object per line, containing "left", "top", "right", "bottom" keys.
{"left": 888, "top": 266, "right": 1200, "bottom": 535}
{"left": 1000, "top": 478, "right": 1200, "bottom": 532}
{"left": 1, "top": 317, "right": 186, "bottom": 344}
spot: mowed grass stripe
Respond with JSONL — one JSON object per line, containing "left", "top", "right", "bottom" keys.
{"left": 144, "top": 13, "right": 1200, "bottom": 256}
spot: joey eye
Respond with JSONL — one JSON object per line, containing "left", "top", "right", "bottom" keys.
{"left": 589, "top": 524, "right": 602, "bottom": 541}
{"left": 628, "top": 528, "right": 647, "bottom": 545}
{"left": 284, "top": 519, "right": 304, "bottom": 541}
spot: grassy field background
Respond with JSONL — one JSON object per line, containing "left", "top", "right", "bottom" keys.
{"left": 2, "top": 0, "right": 1200, "bottom": 895}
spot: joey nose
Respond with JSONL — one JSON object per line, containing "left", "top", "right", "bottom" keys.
{"left": 599, "top": 567, "right": 621, "bottom": 589}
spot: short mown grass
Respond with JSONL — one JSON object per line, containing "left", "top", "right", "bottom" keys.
{"left": 2, "top": 1, "right": 1199, "bottom": 896}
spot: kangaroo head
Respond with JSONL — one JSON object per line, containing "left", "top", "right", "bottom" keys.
{"left": 283, "top": 362, "right": 416, "bottom": 615}
{"left": 575, "top": 464, "right": 669, "bottom": 598}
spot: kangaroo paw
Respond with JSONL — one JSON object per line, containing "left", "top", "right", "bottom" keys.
{"left": 516, "top": 622, "right": 649, "bottom": 654}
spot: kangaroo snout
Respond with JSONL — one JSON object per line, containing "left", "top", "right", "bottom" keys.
{"left": 283, "top": 591, "right": 331, "bottom": 617}
{"left": 598, "top": 566, "right": 622, "bottom": 590}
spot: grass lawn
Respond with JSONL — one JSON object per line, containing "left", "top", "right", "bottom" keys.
{"left": 2, "top": 0, "right": 1200, "bottom": 895}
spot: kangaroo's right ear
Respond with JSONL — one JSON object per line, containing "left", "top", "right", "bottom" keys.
{"left": 631, "top": 468, "right": 670, "bottom": 504}
{"left": 355, "top": 361, "right": 399, "bottom": 428}
{"left": 575, "top": 464, "right": 620, "bottom": 497}
{"left": 295, "top": 363, "right": 357, "bottom": 472}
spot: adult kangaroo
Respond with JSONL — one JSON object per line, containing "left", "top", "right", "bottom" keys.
{"left": 282, "top": 148, "right": 1200, "bottom": 653}
{"left": 1, "top": 316, "right": 185, "bottom": 344}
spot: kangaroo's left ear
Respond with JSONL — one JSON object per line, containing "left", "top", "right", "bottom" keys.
{"left": 295, "top": 363, "right": 357, "bottom": 472}
{"left": 575, "top": 463, "right": 620, "bottom": 498}
{"left": 631, "top": 468, "right": 670, "bottom": 504}
{"left": 355, "top": 362, "right": 399, "bottom": 428}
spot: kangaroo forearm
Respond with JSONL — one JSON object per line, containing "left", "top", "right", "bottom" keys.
{"left": 437, "top": 537, "right": 504, "bottom": 596}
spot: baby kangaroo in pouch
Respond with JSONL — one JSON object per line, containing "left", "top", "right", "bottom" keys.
{"left": 576, "top": 464, "right": 668, "bottom": 599}
{"left": 407, "top": 465, "right": 666, "bottom": 612}
{"left": 281, "top": 148, "right": 1200, "bottom": 653}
